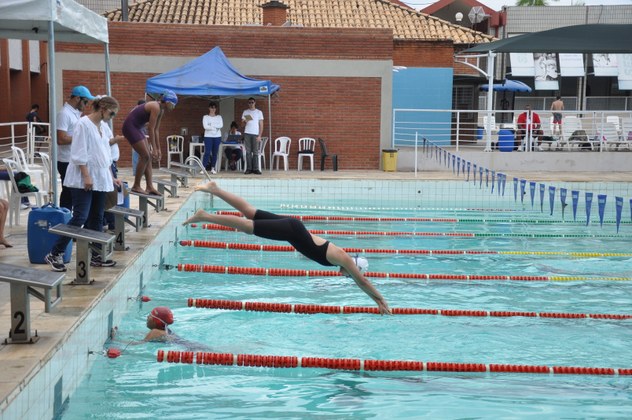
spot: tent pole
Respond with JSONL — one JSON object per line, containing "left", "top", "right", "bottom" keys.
{"left": 105, "top": 43, "right": 111, "bottom": 96}
{"left": 48, "top": 15, "right": 58, "bottom": 206}
{"left": 268, "top": 94, "right": 272, "bottom": 172}
{"left": 484, "top": 51, "right": 495, "bottom": 152}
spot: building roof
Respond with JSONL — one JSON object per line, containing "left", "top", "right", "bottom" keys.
{"left": 421, "top": 0, "right": 496, "bottom": 17}
{"left": 104, "top": 0, "right": 494, "bottom": 44}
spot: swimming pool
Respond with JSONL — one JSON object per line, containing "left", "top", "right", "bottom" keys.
{"left": 61, "top": 179, "right": 632, "bottom": 418}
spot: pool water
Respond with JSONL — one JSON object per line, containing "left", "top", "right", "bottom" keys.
{"left": 62, "top": 180, "right": 632, "bottom": 419}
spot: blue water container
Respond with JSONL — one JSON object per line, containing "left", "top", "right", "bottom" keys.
{"left": 498, "top": 129, "right": 515, "bottom": 152}
{"left": 27, "top": 204, "right": 73, "bottom": 263}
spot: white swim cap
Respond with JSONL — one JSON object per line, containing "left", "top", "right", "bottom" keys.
{"left": 353, "top": 256, "right": 369, "bottom": 273}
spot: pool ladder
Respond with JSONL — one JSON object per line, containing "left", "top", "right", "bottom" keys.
{"left": 184, "top": 156, "right": 212, "bottom": 181}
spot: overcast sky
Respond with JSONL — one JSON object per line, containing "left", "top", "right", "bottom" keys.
{"left": 403, "top": 0, "right": 632, "bottom": 12}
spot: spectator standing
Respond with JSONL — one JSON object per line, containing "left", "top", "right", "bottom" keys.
{"left": 241, "top": 97, "right": 263, "bottom": 175}
{"left": 56, "top": 85, "right": 95, "bottom": 210}
{"left": 550, "top": 96, "right": 564, "bottom": 137}
{"left": 202, "top": 101, "right": 223, "bottom": 174}
{"left": 122, "top": 91, "right": 177, "bottom": 196}
{"left": 45, "top": 96, "right": 122, "bottom": 272}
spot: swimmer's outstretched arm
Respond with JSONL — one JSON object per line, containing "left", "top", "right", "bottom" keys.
{"left": 327, "top": 245, "right": 392, "bottom": 315}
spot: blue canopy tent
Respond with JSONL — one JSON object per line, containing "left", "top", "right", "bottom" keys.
{"left": 146, "top": 46, "right": 280, "bottom": 169}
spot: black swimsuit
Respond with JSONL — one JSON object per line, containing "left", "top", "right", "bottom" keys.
{"left": 252, "top": 210, "right": 333, "bottom": 266}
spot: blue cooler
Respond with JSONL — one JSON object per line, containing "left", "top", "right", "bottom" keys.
{"left": 27, "top": 204, "right": 73, "bottom": 263}
{"left": 498, "top": 129, "right": 515, "bottom": 152}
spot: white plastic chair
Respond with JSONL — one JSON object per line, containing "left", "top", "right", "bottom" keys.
{"left": 11, "top": 146, "right": 46, "bottom": 190}
{"left": 166, "top": 135, "right": 184, "bottom": 168}
{"left": 271, "top": 136, "right": 291, "bottom": 171}
{"left": 597, "top": 122, "right": 624, "bottom": 151}
{"left": 36, "top": 152, "right": 52, "bottom": 193}
{"left": 297, "top": 137, "right": 316, "bottom": 171}
{"left": 560, "top": 116, "right": 583, "bottom": 150}
{"left": 2, "top": 158, "right": 48, "bottom": 226}
{"left": 621, "top": 119, "right": 632, "bottom": 151}
{"left": 257, "top": 136, "right": 269, "bottom": 171}
{"left": 606, "top": 116, "right": 621, "bottom": 133}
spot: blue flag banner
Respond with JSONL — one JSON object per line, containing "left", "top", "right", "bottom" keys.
{"left": 501, "top": 174, "right": 506, "bottom": 196}
{"left": 513, "top": 178, "right": 518, "bottom": 201}
{"left": 539, "top": 183, "right": 545, "bottom": 212}
{"left": 560, "top": 188, "right": 567, "bottom": 219}
{"left": 472, "top": 163, "right": 476, "bottom": 182}
{"left": 572, "top": 190, "right": 580, "bottom": 221}
{"left": 479, "top": 167, "right": 483, "bottom": 188}
{"left": 616, "top": 197, "right": 623, "bottom": 233}
{"left": 585, "top": 192, "right": 593, "bottom": 226}
{"left": 529, "top": 181, "right": 536, "bottom": 208}
{"left": 462, "top": 158, "right": 466, "bottom": 175}
{"left": 451, "top": 154, "right": 455, "bottom": 171}
{"left": 520, "top": 179, "right": 526, "bottom": 204}
{"left": 485, "top": 169, "right": 489, "bottom": 188}
{"left": 467, "top": 161, "right": 471, "bottom": 181}
{"left": 597, "top": 194, "right": 607, "bottom": 227}
{"left": 491, "top": 171, "right": 496, "bottom": 194}
{"left": 549, "top": 186, "right": 556, "bottom": 216}
{"left": 457, "top": 157, "right": 461, "bottom": 175}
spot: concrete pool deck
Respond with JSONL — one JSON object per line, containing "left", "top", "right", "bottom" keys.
{"left": 2, "top": 167, "right": 632, "bottom": 418}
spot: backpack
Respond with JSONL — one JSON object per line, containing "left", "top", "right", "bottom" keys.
{"left": 14, "top": 172, "right": 39, "bottom": 193}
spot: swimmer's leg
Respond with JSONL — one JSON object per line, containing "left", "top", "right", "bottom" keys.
{"left": 182, "top": 210, "right": 254, "bottom": 234}
{"left": 193, "top": 181, "right": 257, "bottom": 219}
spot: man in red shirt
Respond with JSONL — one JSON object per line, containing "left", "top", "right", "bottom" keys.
{"left": 516, "top": 104, "right": 542, "bottom": 151}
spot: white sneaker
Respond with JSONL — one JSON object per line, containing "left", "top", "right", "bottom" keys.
{"left": 20, "top": 203, "right": 29, "bottom": 210}
{"left": 537, "top": 146, "right": 544, "bottom": 151}
{"left": 210, "top": 168, "right": 217, "bottom": 175}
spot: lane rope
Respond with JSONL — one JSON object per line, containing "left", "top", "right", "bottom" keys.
{"left": 156, "top": 350, "right": 632, "bottom": 376}
{"left": 178, "top": 240, "right": 632, "bottom": 258}
{"left": 195, "top": 223, "right": 631, "bottom": 239}
{"left": 216, "top": 210, "right": 631, "bottom": 226}
{"left": 187, "top": 298, "right": 632, "bottom": 320}
{"left": 173, "top": 263, "right": 632, "bottom": 282}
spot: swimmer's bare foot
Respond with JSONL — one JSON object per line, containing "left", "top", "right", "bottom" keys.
{"left": 193, "top": 181, "right": 218, "bottom": 194}
{"left": 0, "top": 238, "right": 13, "bottom": 248}
{"left": 182, "top": 209, "right": 211, "bottom": 226}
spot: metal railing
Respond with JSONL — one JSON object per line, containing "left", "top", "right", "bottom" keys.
{"left": 393, "top": 108, "right": 632, "bottom": 152}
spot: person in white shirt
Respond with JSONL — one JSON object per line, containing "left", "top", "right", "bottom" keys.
{"left": 45, "top": 96, "right": 122, "bottom": 272}
{"left": 56, "top": 85, "right": 95, "bottom": 210}
{"left": 202, "top": 101, "right": 223, "bottom": 174}
{"left": 241, "top": 97, "right": 264, "bottom": 175}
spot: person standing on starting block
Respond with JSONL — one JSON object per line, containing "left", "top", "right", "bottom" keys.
{"left": 182, "top": 182, "right": 391, "bottom": 315}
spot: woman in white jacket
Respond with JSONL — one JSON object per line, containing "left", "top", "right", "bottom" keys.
{"left": 202, "top": 101, "right": 223, "bottom": 174}
{"left": 45, "top": 96, "right": 122, "bottom": 272}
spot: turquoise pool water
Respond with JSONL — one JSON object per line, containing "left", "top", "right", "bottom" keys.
{"left": 62, "top": 180, "right": 632, "bottom": 418}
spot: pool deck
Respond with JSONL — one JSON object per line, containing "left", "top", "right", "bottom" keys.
{"left": 2, "top": 167, "right": 632, "bottom": 416}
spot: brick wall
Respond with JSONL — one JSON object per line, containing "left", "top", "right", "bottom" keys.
{"left": 57, "top": 23, "right": 390, "bottom": 170}
{"left": 393, "top": 40, "right": 454, "bottom": 67}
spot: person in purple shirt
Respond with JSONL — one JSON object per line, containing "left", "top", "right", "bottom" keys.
{"left": 122, "top": 90, "right": 177, "bottom": 196}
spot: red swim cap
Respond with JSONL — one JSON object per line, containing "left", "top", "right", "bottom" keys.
{"left": 150, "top": 306, "right": 174, "bottom": 329}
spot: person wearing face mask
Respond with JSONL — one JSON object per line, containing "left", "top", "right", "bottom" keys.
{"left": 45, "top": 96, "right": 122, "bottom": 272}
{"left": 56, "top": 85, "right": 95, "bottom": 211}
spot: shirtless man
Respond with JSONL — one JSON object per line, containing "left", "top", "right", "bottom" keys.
{"left": 183, "top": 182, "right": 391, "bottom": 315}
{"left": 550, "top": 96, "right": 564, "bottom": 136}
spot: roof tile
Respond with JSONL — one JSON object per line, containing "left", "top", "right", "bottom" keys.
{"left": 106, "top": 0, "right": 494, "bottom": 44}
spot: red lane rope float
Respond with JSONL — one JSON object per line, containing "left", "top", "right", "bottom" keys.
{"left": 156, "top": 350, "right": 632, "bottom": 376}
{"left": 215, "top": 210, "right": 459, "bottom": 223}
{"left": 186, "top": 298, "right": 632, "bottom": 320}
{"left": 176, "top": 264, "right": 551, "bottom": 281}
{"left": 177, "top": 240, "right": 632, "bottom": 258}
{"left": 178, "top": 240, "right": 497, "bottom": 255}
{"left": 200, "top": 223, "right": 476, "bottom": 237}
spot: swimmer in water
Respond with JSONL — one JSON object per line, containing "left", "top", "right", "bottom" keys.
{"left": 182, "top": 181, "right": 391, "bottom": 315}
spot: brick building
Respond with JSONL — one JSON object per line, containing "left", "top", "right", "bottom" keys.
{"left": 2, "top": 0, "right": 492, "bottom": 169}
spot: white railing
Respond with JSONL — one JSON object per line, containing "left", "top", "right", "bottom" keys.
{"left": 393, "top": 108, "right": 632, "bottom": 153}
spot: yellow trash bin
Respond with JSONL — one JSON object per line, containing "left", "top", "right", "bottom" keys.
{"left": 382, "top": 149, "right": 398, "bottom": 172}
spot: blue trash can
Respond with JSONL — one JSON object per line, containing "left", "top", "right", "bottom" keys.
{"left": 498, "top": 129, "right": 515, "bottom": 152}
{"left": 27, "top": 204, "right": 73, "bottom": 263}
